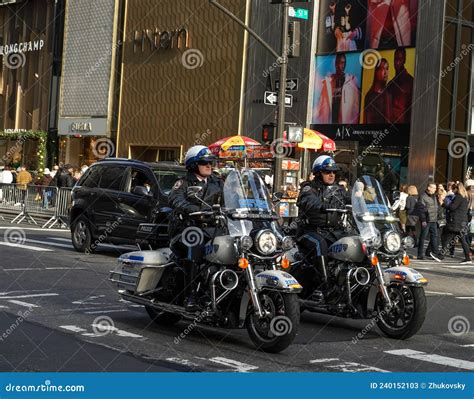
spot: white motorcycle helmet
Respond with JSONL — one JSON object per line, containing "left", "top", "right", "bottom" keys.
{"left": 184, "top": 145, "right": 216, "bottom": 171}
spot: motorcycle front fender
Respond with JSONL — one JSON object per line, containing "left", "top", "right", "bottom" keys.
{"left": 255, "top": 270, "right": 303, "bottom": 293}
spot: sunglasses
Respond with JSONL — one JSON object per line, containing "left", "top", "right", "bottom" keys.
{"left": 197, "top": 161, "right": 213, "bottom": 166}
{"left": 321, "top": 170, "right": 336, "bottom": 175}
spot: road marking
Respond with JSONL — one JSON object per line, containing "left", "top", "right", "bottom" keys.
{"left": 60, "top": 325, "right": 88, "bottom": 333}
{"left": 44, "top": 267, "right": 88, "bottom": 270}
{"left": 455, "top": 297, "right": 474, "bottom": 300}
{"left": 445, "top": 265, "right": 474, "bottom": 268}
{"left": 461, "top": 344, "right": 474, "bottom": 347}
{"left": 309, "top": 358, "right": 388, "bottom": 372}
{"left": 84, "top": 309, "right": 130, "bottom": 314}
{"left": 166, "top": 358, "right": 200, "bottom": 368}
{"left": 0, "top": 242, "right": 53, "bottom": 252}
{"left": 426, "top": 291, "right": 453, "bottom": 296}
{"left": 51, "top": 237, "right": 136, "bottom": 251}
{"left": 3, "top": 267, "right": 87, "bottom": 272}
{"left": 385, "top": 349, "right": 474, "bottom": 371}
{"left": 0, "top": 293, "right": 58, "bottom": 299}
{"left": 3, "top": 268, "right": 39, "bottom": 271}
{"left": 310, "top": 358, "right": 340, "bottom": 363}
{"left": 25, "top": 238, "right": 73, "bottom": 249}
{"left": 72, "top": 295, "right": 107, "bottom": 305}
{"left": 0, "top": 227, "right": 68, "bottom": 232}
{"left": 90, "top": 323, "right": 143, "bottom": 338}
{"left": 208, "top": 357, "right": 258, "bottom": 372}
{"left": 0, "top": 305, "right": 9, "bottom": 308}
{"left": 7, "top": 300, "right": 40, "bottom": 308}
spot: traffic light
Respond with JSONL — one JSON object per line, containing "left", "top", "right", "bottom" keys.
{"left": 262, "top": 123, "right": 276, "bottom": 143}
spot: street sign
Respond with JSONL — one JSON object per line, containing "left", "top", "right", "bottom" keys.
{"left": 289, "top": 6, "right": 309, "bottom": 20}
{"left": 264, "top": 91, "right": 293, "bottom": 107}
{"left": 275, "top": 78, "right": 299, "bottom": 91}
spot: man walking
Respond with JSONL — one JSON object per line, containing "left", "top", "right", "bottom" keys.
{"left": 418, "top": 182, "right": 443, "bottom": 261}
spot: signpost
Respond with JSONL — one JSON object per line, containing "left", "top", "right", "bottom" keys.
{"left": 275, "top": 78, "right": 299, "bottom": 91}
{"left": 264, "top": 91, "right": 293, "bottom": 107}
{"left": 288, "top": 6, "right": 309, "bottom": 20}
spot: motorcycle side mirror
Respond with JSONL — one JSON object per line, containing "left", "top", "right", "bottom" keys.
{"left": 187, "top": 186, "right": 202, "bottom": 197}
{"left": 392, "top": 190, "right": 401, "bottom": 202}
{"left": 272, "top": 192, "right": 284, "bottom": 203}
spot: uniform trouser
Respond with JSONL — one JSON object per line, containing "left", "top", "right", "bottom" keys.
{"left": 297, "top": 231, "right": 330, "bottom": 287}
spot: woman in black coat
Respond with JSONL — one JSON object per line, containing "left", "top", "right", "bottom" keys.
{"left": 442, "top": 183, "right": 471, "bottom": 264}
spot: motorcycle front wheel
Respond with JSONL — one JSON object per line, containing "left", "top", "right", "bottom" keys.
{"left": 246, "top": 290, "right": 299, "bottom": 353}
{"left": 374, "top": 284, "right": 426, "bottom": 339}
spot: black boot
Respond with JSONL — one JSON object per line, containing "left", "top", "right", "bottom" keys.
{"left": 183, "top": 260, "right": 199, "bottom": 312}
{"left": 315, "top": 256, "right": 329, "bottom": 284}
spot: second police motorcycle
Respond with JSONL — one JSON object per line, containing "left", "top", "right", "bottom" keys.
{"left": 288, "top": 175, "right": 428, "bottom": 339}
{"left": 109, "top": 168, "right": 302, "bottom": 353}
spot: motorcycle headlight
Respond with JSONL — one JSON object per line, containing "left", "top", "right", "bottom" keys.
{"left": 402, "top": 236, "right": 415, "bottom": 249}
{"left": 256, "top": 230, "right": 277, "bottom": 255}
{"left": 384, "top": 231, "right": 401, "bottom": 253}
{"left": 281, "top": 236, "right": 295, "bottom": 251}
{"left": 240, "top": 235, "right": 253, "bottom": 251}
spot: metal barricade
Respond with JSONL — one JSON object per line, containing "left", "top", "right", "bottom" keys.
{"left": 20, "top": 185, "right": 58, "bottom": 225}
{"left": 0, "top": 183, "right": 27, "bottom": 223}
{"left": 43, "top": 187, "right": 72, "bottom": 229}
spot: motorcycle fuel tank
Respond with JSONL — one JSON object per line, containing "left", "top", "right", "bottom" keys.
{"left": 204, "top": 235, "right": 239, "bottom": 266}
{"left": 328, "top": 236, "right": 365, "bottom": 263}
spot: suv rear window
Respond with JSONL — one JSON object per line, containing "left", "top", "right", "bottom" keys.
{"left": 153, "top": 169, "right": 186, "bottom": 194}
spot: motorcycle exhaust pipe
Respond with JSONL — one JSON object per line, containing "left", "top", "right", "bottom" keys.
{"left": 219, "top": 269, "right": 239, "bottom": 291}
{"left": 353, "top": 267, "right": 371, "bottom": 286}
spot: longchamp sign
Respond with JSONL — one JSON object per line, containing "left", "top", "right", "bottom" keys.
{"left": 0, "top": 39, "right": 44, "bottom": 55}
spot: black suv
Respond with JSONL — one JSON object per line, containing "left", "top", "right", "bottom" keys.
{"left": 70, "top": 158, "right": 185, "bottom": 252}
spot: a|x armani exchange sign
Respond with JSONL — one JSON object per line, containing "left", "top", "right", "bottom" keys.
{"left": 132, "top": 27, "right": 189, "bottom": 53}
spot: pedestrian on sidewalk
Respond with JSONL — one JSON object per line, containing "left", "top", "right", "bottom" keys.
{"left": 442, "top": 182, "right": 471, "bottom": 264}
{"left": 467, "top": 185, "right": 474, "bottom": 250}
{"left": 405, "top": 185, "right": 419, "bottom": 246}
{"left": 417, "top": 182, "right": 443, "bottom": 261}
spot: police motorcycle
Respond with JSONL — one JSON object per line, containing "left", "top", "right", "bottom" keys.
{"left": 109, "top": 169, "right": 302, "bottom": 353}
{"left": 288, "top": 175, "right": 427, "bottom": 339}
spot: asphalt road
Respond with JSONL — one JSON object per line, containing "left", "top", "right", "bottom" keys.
{"left": 0, "top": 221, "right": 473, "bottom": 372}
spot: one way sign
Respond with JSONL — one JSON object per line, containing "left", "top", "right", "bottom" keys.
{"left": 275, "top": 78, "right": 299, "bottom": 91}
{"left": 264, "top": 91, "right": 293, "bottom": 107}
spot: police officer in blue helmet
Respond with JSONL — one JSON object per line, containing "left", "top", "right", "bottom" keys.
{"left": 169, "top": 145, "right": 223, "bottom": 311}
{"left": 295, "top": 155, "right": 350, "bottom": 296}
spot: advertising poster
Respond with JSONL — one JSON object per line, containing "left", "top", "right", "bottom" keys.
{"left": 360, "top": 47, "right": 415, "bottom": 124}
{"left": 312, "top": 52, "right": 363, "bottom": 124}
{"left": 365, "top": 0, "right": 418, "bottom": 50}
{"left": 317, "top": 0, "right": 367, "bottom": 54}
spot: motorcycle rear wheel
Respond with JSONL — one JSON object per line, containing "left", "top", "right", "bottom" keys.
{"left": 374, "top": 284, "right": 426, "bottom": 339}
{"left": 246, "top": 291, "right": 299, "bottom": 353}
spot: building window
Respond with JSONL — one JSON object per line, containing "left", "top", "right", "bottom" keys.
{"left": 129, "top": 146, "right": 180, "bottom": 162}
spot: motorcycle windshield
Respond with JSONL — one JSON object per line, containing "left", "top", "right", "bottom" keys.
{"left": 223, "top": 169, "right": 276, "bottom": 237}
{"left": 351, "top": 175, "right": 394, "bottom": 243}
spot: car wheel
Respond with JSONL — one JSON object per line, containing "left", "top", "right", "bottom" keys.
{"left": 72, "top": 216, "right": 94, "bottom": 253}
